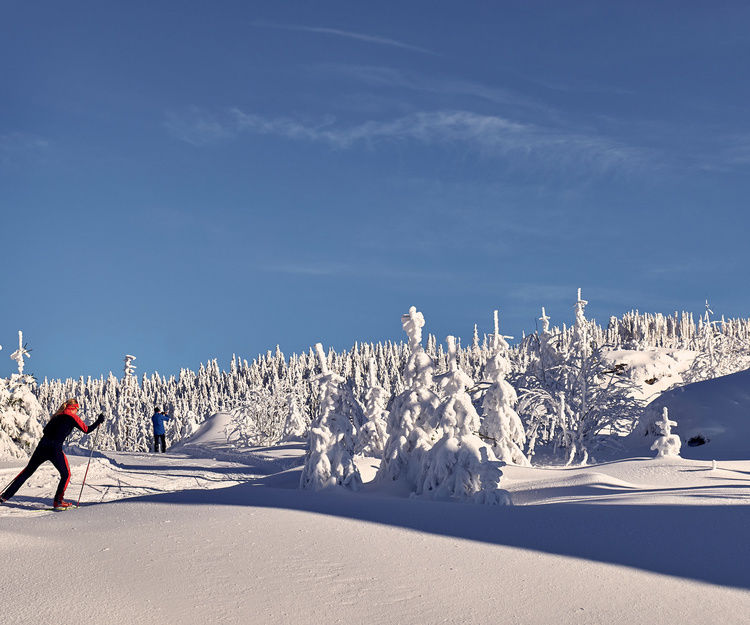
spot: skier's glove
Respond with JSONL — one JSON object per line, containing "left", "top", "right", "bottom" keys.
{"left": 95, "top": 413, "right": 105, "bottom": 425}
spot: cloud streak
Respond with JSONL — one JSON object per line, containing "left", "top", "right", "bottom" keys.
{"left": 164, "top": 105, "right": 649, "bottom": 174}
{"left": 252, "top": 21, "right": 436, "bottom": 55}
{"left": 318, "top": 64, "right": 548, "bottom": 114}
{"left": 163, "top": 109, "right": 233, "bottom": 147}
{"left": 0, "top": 132, "right": 49, "bottom": 164}
{"left": 224, "top": 108, "right": 645, "bottom": 173}
{"left": 264, "top": 259, "right": 469, "bottom": 283}
{"left": 507, "top": 284, "right": 655, "bottom": 312}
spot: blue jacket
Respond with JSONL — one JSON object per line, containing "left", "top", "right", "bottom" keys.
{"left": 152, "top": 412, "right": 171, "bottom": 435}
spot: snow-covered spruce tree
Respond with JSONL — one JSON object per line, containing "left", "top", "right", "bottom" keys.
{"left": 473, "top": 447, "right": 509, "bottom": 505}
{"left": 229, "top": 385, "right": 288, "bottom": 447}
{"left": 479, "top": 311, "right": 529, "bottom": 466}
{"left": 0, "top": 373, "right": 44, "bottom": 459}
{"left": 39, "top": 301, "right": 750, "bottom": 454}
{"left": 179, "top": 409, "right": 201, "bottom": 440}
{"left": 281, "top": 390, "right": 308, "bottom": 442}
{"left": 535, "top": 307, "right": 561, "bottom": 386}
{"left": 112, "top": 355, "right": 140, "bottom": 451}
{"left": 377, "top": 306, "right": 440, "bottom": 486}
{"left": 516, "top": 309, "right": 567, "bottom": 460}
{"left": 300, "top": 343, "right": 363, "bottom": 491}
{"left": 9, "top": 331, "right": 31, "bottom": 376}
{"left": 0, "top": 332, "right": 43, "bottom": 459}
{"left": 355, "top": 357, "right": 389, "bottom": 458}
{"left": 683, "top": 301, "right": 750, "bottom": 383}
{"left": 517, "top": 289, "right": 643, "bottom": 464}
{"left": 650, "top": 407, "right": 681, "bottom": 458}
{"left": 229, "top": 368, "right": 307, "bottom": 446}
{"left": 416, "top": 336, "right": 511, "bottom": 504}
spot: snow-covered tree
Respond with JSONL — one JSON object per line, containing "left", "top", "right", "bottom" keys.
{"left": 682, "top": 301, "right": 750, "bottom": 383}
{"left": 416, "top": 336, "right": 510, "bottom": 505}
{"left": 472, "top": 447, "right": 510, "bottom": 505}
{"left": 480, "top": 311, "right": 529, "bottom": 466}
{"left": 536, "top": 307, "right": 560, "bottom": 385}
{"left": 112, "top": 354, "right": 140, "bottom": 450}
{"left": 28, "top": 299, "right": 750, "bottom": 455}
{"left": 378, "top": 307, "right": 440, "bottom": 486}
{"left": 0, "top": 373, "right": 44, "bottom": 459}
{"left": 180, "top": 409, "right": 201, "bottom": 440}
{"left": 517, "top": 290, "right": 642, "bottom": 464}
{"left": 124, "top": 354, "right": 137, "bottom": 378}
{"left": 650, "top": 407, "right": 681, "bottom": 458}
{"left": 300, "top": 343, "right": 363, "bottom": 491}
{"left": 229, "top": 386, "right": 289, "bottom": 446}
{"left": 281, "top": 390, "right": 308, "bottom": 441}
{"left": 356, "top": 358, "right": 389, "bottom": 458}
{"left": 9, "top": 331, "right": 31, "bottom": 375}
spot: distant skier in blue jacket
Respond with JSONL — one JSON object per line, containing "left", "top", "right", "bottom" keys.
{"left": 152, "top": 407, "right": 172, "bottom": 453}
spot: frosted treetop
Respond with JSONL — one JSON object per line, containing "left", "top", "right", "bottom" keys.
{"left": 401, "top": 306, "right": 425, "bottom": 348}
{"left": 10, "top": 331, "right": 30, "bottom": 376}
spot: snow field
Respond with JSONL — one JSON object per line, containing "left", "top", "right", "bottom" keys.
{"left": 0, "top": 450, "right": 255, "bottom": 517}
{"left": 2, "top": 445, "right": 749, "bottom": 625}
{"left": 4, "top": 302, "right": 750, "bottom": 623}
{"left": 601, "top": 346, "right": 696, "bottom": 401}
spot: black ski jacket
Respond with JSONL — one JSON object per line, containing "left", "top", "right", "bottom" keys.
{"left": 42, "top": 412, "right": 101, "bottom": 445}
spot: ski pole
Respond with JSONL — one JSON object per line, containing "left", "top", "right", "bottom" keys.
{"left": 76, "top": 417, "right": 104, "bottom": 507}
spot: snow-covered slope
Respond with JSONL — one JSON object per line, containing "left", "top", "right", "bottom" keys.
{"left": 601, "top": 346, "right": 696, "bottom": 402}
{"left": 171, "top": 411, "right": 234, "bottom": 449}
{"left": 2, "top": 438, "right": 750, "bottom": 624}
{"left": 3, "top": 365, "right": 750, "bottom": 624}
{"left": 629, "top": 367, "right": 750, "bottom": 460}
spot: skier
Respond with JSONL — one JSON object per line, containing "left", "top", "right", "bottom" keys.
{"left": 0, "top": 398, "right": 104, "bottom": 510}
{"left": 152, "top": 407, "right": 172, "bottom": 453}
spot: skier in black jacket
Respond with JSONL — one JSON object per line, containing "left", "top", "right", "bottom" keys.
{"left": 0, "top": 398, "right": 104, "bottom": 510}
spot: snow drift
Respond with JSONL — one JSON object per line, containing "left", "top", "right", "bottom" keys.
{"left": 171, "top": 411, "right": 233, "bottom": 449}
{"left": 630, "top": 367, "right": 750, "bottom": 460}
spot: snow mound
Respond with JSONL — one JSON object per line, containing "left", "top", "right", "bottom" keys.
{"left": 171, "top": 412, "right": 233, "bottom": 449}
{"left": 169, "top": 412, "right": 305, "bottom": 472}
{"left": 629, "top": 367, "right": 750, "bottom": 460}
{"left": 601, "top": 347, "right": 696, "bottom": 401}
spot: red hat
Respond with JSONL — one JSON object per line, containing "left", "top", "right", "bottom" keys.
{"left": 55, "top": 398, "right": 80, "bottom": 416}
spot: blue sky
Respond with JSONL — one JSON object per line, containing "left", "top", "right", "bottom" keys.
{"left": 2, "top": 1, "right": 749, "bottom": 380}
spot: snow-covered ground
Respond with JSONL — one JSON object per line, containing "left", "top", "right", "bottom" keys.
{"left": 2, "top": 409, "right": 750, "bottom": 625}
{"left": 4, "top": 365, "right": 750, "bottom": 625}
{"left": 642, "top": 367, "right": 750, "bottom": 460}
{"left": 601, "top": 346, "right": 697, "bottom": 402}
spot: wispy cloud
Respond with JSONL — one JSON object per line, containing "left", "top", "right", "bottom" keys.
{"left": 701, "top": 134, "right": 750, "bottom": 171}
{"left": 252, "top": 21, "right": 436, "bottom": 55}
{"left": 164, "top": 105, "right": 648, "bottom": 174}
{"left": 507, "top": 284, "right": 657, "bottom": 314}
{"left": 163, "top": 108, "right": 233, "bottom": 146}
{"left": 267, "top": 261, "right": 352, "bottom": 277}
{"left": 0, "top": 132, "right": 49, "bottom": 164}
{"left": 318, "top": 64, "right": 548, "bottom": 114}
{"left": 264, "top": 259, "right": 469, "bottom": 283}
{"left": 508, "top": 284, "right": 578, "bottom": 305}
{"left": 641, "top": 258, "right": 724, "bottom": 277}
{"left": 226, "top": 108, "right": 645, "bottom": 173}
{"left": 529, "top": 76, "right": 636, "bottom": 97}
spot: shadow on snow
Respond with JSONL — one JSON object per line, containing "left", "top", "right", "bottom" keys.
{"left": 114, "top": 466, "right": 750, "bottom": 592}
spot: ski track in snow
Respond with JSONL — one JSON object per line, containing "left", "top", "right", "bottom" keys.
{"left": 0, "top": 452, "right": 252, "bottom": 517}
{"left": 2, "top": 439, "right": 750, "bottom": 624}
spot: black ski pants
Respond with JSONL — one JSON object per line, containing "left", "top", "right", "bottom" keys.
{"left": 1, "top": 438, "right": 70, "bottom": 503}
{"left": 154, "top": 434, "right": 166, "bottom": 453}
